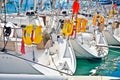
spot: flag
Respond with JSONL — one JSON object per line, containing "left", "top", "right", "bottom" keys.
{"left": 21, "top": 38, "right": 25, "bottom": 54}
{"left": 21, "top": 28, "right": 25, "bottom": 54}
{"left": 31, "top": 30, "right": 34, "bottom": 42}
{"left": 113, "top": 3, "right": 117, "bottom": 9}
{"left": 72, "top": 0, "right": 80, "bottom": 15}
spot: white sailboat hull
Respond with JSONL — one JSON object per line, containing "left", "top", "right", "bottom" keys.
{"left": 71, "top": 39, "right": 103, "bottom": 59}
{"left": 0, "top": 39, "right": 76, "bottom": 76}
{"left": 103, "top": 30, "right": 120, "bottom": 45}
{"left": 0, "top": 53, "right": 41, "bottom": 74}
{"left": 0, "top": 14, "right": 76, "bottom": 75}
{"left": 71, "top": 39, "right": 96, "bottom": 58}
{"left": 70, "top": 32, "right": 108, "bottom": 59}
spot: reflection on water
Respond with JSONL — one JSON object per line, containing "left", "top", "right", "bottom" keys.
{"left": 74, "top": 58, "right": 102, "bottom": 75}
{"left": 75, "top": 48, "right": 120, "bottom": 77}
{"left": 95, "top": 60, "right": 118, "bottom": 76}
{"left": 95, "top": 54, "right": 120, "bottom": 77}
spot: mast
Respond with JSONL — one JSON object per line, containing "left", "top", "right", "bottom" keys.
{"left": 34, "top": 0, "right": 37, "bottom": 11}
{"left": 0, "top": 0, "right": 2, "bottom": 13}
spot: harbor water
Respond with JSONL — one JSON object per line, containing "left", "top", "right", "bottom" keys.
{"left": 75, "top": 48, "right": 120, "bottom": 77}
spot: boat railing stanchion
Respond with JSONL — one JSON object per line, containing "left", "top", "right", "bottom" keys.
{"left": 32, "top": 47, "right": 35, "bottom": 61}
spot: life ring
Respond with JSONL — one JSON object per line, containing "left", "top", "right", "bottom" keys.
{"left": 62, "top": 19, "right": 74, "bottom": 36}
{"left": 108, "top": 9, "right": 117, "bottom": 18}
{"left": 76, "top": 18, "right": 88, "bottom": 32}
{"left": 33, "top": 25, "right": 43, "bottom": 44}
{"left": 23, "top": 24, "right": 33, "bottom": 45}
{"left": 92, "top": 14, "right": 104, "bottom": 26}
{"left": 23, "top": 24, "right": 43, "bottom": 45}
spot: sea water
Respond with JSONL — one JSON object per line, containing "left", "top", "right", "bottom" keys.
{"left": 74, "top": 48, "right": 120, "bottom": 77}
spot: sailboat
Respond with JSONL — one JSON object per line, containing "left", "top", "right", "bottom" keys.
{"left": 0, "top": 22, "right": 76, "bottom": 76}
{"left": 0, "top": 10, "right": 76, "bottom": 75}
{"left": 103, "top": 19, "right": 120, "bottom": 45}
{"left": 70, "top": 31, "right": 108, "bottom": 59}
{"left": 61, "top": 13, "right": 108, "bottom": 59}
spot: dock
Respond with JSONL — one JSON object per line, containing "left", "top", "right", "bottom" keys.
{"left": 0, "top": 74, "right": 120, "bottom": 80}
{"left": 67, "top": 76, "right": 120, "bottom": 80}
